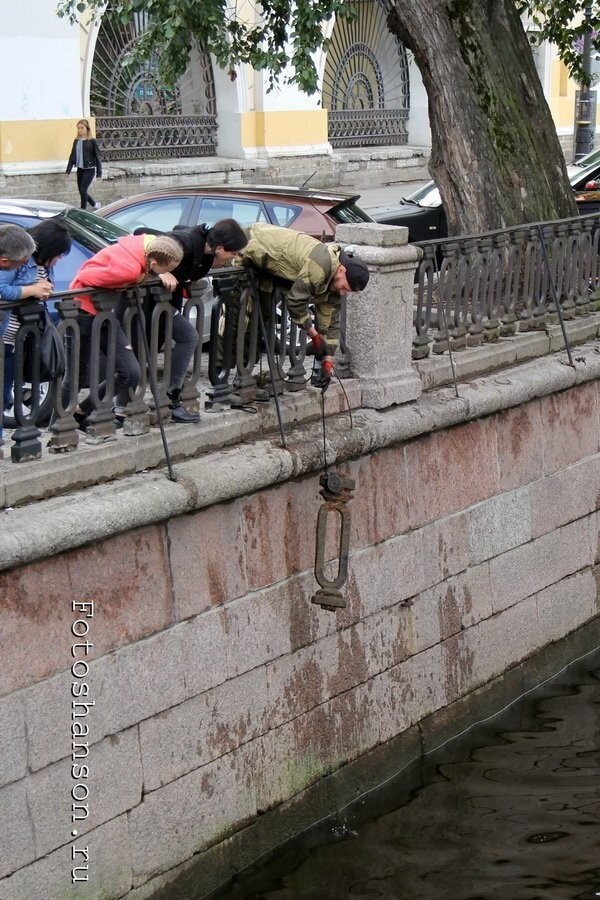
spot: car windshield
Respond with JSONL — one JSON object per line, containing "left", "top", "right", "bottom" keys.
{"left": 329, "top": 201, "right": 373, "bottom": 224}
{"left": 570, "top": 148, "right": 600, "bottom": 169}
{"left": 403, "top": 182, "right": 441, "bottom": 208}
{"left": 65, "top": 209, "right": 128, "bottom": 245}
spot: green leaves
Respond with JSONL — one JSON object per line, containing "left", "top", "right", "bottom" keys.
{"left": 56, "top": 0, "right": 600, "bottom": 94}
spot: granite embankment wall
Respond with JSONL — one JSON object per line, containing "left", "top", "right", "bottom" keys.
{"left": 1, "top": 362, "right": 600, "bottom": 899}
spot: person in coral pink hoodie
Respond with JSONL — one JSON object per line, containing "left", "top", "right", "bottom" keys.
{"left": 66, "top": 233, "right": 183, "bottom": 432}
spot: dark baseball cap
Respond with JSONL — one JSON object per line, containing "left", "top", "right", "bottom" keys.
{"left": 339, "top": 249, "right": 369, "bottom": 292}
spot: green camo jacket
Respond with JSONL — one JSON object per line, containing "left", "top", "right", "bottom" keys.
{"left": 241, "top": 223, "right": 343, "bottom": 353}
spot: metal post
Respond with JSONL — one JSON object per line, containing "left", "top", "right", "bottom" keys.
{"left": 573, "top": 3, "right": 596, "bottom": 161}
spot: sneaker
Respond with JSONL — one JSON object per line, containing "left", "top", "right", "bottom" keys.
{"left": 93, "top": 202, "right": 102, "bottom": 211}
{"left": 114, "top": 415, "right": 126, "bottom": 429}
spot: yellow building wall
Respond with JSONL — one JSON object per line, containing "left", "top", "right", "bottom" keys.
{"left": 0, "top": 120, "right": 96, "bottom": 167}
{"left": 549, "top": 57, "right": 577, "bottom": 129}
{"left": 240, "top": 110, "right": 328, "bottom": 150}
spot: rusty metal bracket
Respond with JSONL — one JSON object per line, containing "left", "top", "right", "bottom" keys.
{"left": 311, "top": 471, "right": 355, "bottom": 611}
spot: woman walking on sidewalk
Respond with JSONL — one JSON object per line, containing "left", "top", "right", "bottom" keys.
{"left": 66, "top": 119, "right": 103, "bottom": 211}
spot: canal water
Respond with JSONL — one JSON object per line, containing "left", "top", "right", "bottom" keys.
{"left": 220, "top": 647, "right": 600, "bottom": 900}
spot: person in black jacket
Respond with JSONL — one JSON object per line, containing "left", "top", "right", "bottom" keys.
{"left": 66, "top": 119, "right": 103, "bottom": 211}
{"left": 132, "top": 218, "right": 248, "bottom": 422}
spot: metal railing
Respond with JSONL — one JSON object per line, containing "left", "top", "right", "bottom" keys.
{"left": 96, "top": 115, "right": 218, "bottom": 160}
{"left": 412, "top": 212, "right": 600, "bottom": 359}
{"left": 0, "top": 269, "right": 315, "bottom": 464}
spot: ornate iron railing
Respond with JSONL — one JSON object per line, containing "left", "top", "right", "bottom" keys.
{"left": 328, "top": 108, "right": 408, "bottom": 148}
{"left": 0, "top": 271, "right": 318, "bottom": 463}
{"left": 96, "top": 115, "right": 217, "bottom": 160}
{"left": 412, "top": 213, "right": 600, "bottom": 359}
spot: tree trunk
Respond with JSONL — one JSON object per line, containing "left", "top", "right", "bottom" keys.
{"left": 388, "top": 0, "right": 577, "bottom": 235}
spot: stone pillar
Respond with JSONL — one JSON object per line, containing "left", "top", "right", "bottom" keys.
{"left": 336, "top": 222, "right": 422, "bottom": 409}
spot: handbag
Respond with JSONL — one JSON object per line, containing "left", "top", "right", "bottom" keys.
{"left": 22, "top": 304, "right": 67, "bottom": 382}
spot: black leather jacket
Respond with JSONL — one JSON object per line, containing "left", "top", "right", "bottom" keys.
{"left": 66, "top": 139, "right": 102, "bottom": 177}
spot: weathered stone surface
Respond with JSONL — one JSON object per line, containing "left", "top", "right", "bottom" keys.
{"left": 241, "top": 478, "right": 319, "bottom": 591}
{"left": 343, "top": 447, "right": 410, "bottom": 549}
{"left": 0, "top": 694, "right": 26, "bottom": 787}
{"left": 0, "top": 525, "right": 172, "bottom": 696}
{"left": 488, "top": 516, "right": 594, "bottom": 613}
{"left": 540, "top": 382, "right": 600, "bottom": 475}
{"left": 0, "top": 815, "right": 131, "bottom": 900}
{"left": 346, "top": 529, "right": 425, "bottom": 618}
{"left": 129, "top": 751, "right": 256, "bottom": 885}
{"left": 405, "top": 417, "right": 500, "bottom": 528}
{"left": 139, "top": 667, "right": 269, "bottom": 791}
{"left": 530, "top": 454, "right": 600, "bottom": 539}
{"left": 535, "top": 569, "right": 598, "bottom": 643}
{"left": 168, "top": 499, "right": 248, "bottom": 620}
{"left": 468, "top": 487, "right": 532, "bottom": 564}
{"left": 0, "top": 780, "right": 34, "bottom": 879}
{"left": 496, "top": 402, "right": 545, "bottom": 490}
{"left": 464, "top": 595, "right": 542, "bottom": 686}
{"left": 27, "top": 727, "right": 142, "bottom": 857}
{"left": 420, "top": 512, "right": 470, "bottom": 589}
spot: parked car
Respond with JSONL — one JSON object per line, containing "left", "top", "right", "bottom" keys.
{"left": 371, "top": 163, "right": 600, "bottom": 241}
{"left": 98, "top": 185, "right": 374, "bottom": 240}
{"left": 0, "top": 199, "right": 128, "bottom": 294}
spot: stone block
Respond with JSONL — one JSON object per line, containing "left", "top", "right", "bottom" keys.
{"left": 540, "top": 382, "right": 600, "bottom": 476}
{"left": 28, "top": 726, "right": 142, "bottom": 856}
{"left": 168, "top": 499, "right": 248, "bottom": 620}
{"left": 342, "top": 446, "right": 410, "bottom": 549}
{"left": 496, "top": 401, "right": 545, "bottom": 491}
{"left": 0, "top": 780, "right": 35, "bottom": 879}
{"left": 535, "top": 569, "right": 598, "bottom": 643}
{"left": 0, "top": 525, "right": 173, "bottom": 696}
{"left": 129, "top": 751, "right": 257, "bottom": 885}
{"left": 405, "top": 417, "right": 501, "bottom": 528}
{"left": 0, "top": 694, "right": 26, "bottom": 787}
{"left": 222, "top": 581, "right": 300, "bottom": 678}
{"left": 266, "top": 625, "right": 371, "bottom": 730}
{"left": 346, "top": 529, "right": 425, "bottom": 618}
{"left": 464, "top": 595, "right": 541, "bottom": 685}
{"left": 512, "top": 330, "right": 550, "bottom": 361}
{"left": 241, "top": 478, "right": 319, "bottom": 591}
{"left": 26, "top": 609, "right": 231, "bottom": 772}
{"left": 0, "top": 814, "right": 131, "bottom": 900}
{"left": 420, "top": 511, "right": 470, "bottom": 588}
{"left": 469, "top": 487, "right": 531, "bottom": 564}
{"left": 139, "top": 667, "right": 269, "bottom": 791}
{"left": 530, "top": 454, "right": 600, "bottom": 539}
{"left": 488, "top": 516, "right": 593, "bottom": 613}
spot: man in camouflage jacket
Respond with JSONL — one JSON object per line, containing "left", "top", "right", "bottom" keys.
{"left": 239, "top": 223, "right": 369, "bottom": 389}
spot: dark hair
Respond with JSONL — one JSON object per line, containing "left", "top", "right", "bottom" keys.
{"left": 27, "top": 218, "right": 72, "bottom": 266}
{"left": 206, "top": 219, "right": 248, "bottom": 252}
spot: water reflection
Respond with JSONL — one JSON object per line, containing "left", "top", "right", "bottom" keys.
{"left": 220, "top": 651, "right": 600, "bottom": 900}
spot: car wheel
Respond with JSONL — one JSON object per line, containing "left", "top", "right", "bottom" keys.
{"left": 4, "top": 381, "right": 54, "bottom": 428}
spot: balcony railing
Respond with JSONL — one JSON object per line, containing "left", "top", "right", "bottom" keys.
{"left": 412, "top": 212, "right": 600, "bottom": 359}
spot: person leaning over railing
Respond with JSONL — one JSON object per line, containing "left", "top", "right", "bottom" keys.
{"left": 66, "top": 233, "right": 183, "bottom": 431}
{"left": 235, "top": 223, "right": 369, "bottom": 390}
{"left": 3, "top": 218, "right": 72, "bottom": 419}
{"left": 131, "top": 218, "right": 248, "bottom": 422}
{"left": 0, "top": 223, "right": 51, "bottom": 442}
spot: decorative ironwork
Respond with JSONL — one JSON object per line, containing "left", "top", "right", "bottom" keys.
{"left": 90, "top": 8, "right": 217, "bottom": 158}
{"left": 328, "top": 109, "right": 408, "bottom": 148}
{"left": 412, "top": 212, "right": 600, "bottom": 359}
{"left": 95, "top": 115, "right": 218, "bottom": 160}
{"left": 322, "top": 0, "right": 410, "bottom": 148}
